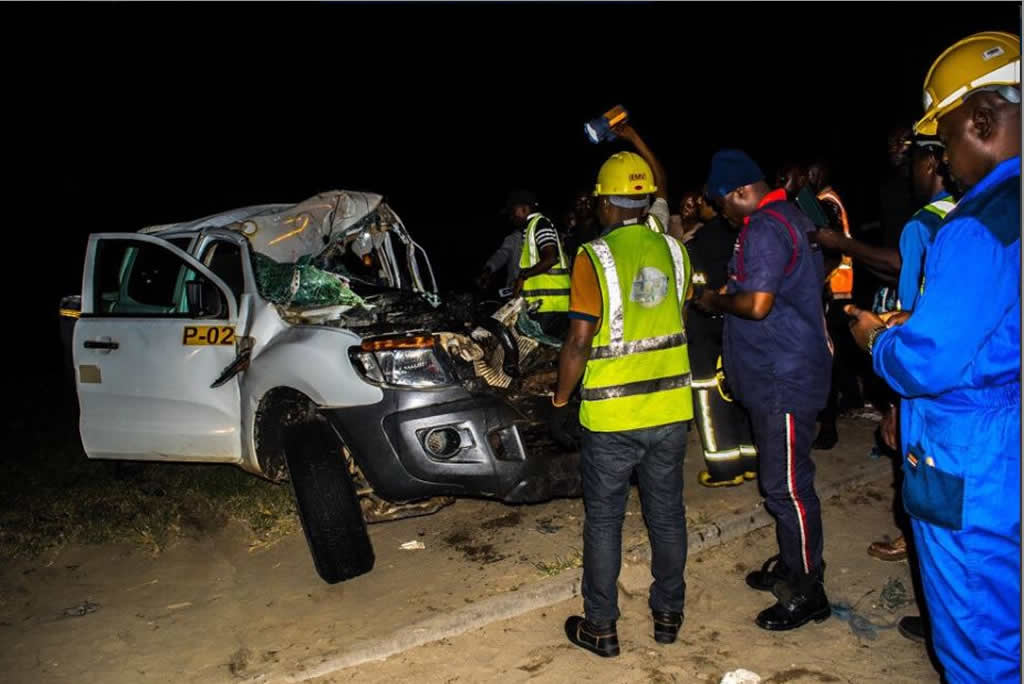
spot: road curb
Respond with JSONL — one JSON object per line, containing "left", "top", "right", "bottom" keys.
{"left": 254, "top": 459, "right": 889, "bottom": 682}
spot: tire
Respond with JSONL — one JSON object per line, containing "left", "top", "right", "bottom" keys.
{"left": 284, "top": 420, "right": 375, "bottom": 584}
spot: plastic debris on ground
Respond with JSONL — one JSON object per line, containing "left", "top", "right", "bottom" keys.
{"left": 61, "top": 600, "right": 100, "bottom": 618}
{"left": 879, "top": 577, "right": 912, "bottom": 611}
{"left": 251, "top": 252, "right": 369, "bottom": 310}
{"left": 720, "top": 669, "right": 762, "bottom": 684}
{"left": 400, "top": 540, "right": 426, "bottom": 550}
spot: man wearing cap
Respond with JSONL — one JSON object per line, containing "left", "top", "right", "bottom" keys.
{"left": 554, "top": 141, "right": 692, "bottom": 657}
{"left": 695, "top": 149, "right": 833, "bottom": 631}
{"left": 477, "top": 190, "right": 571, "bottom": 336}
{"left": 847, "top": 31, "right": 1020, "bottom": 682}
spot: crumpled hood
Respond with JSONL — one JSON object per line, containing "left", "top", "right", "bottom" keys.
{"left": 141, "top": 190, "right": 386, "bottom": 263}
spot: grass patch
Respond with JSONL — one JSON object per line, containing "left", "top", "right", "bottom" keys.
{"left": 1, "top": 420, "right": 299, "bottom": 560}
{"left": 533, "top": 548, "right": 583, "bottom": 576}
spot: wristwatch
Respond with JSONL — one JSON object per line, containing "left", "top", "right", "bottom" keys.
{"left": 866, "top": 326, "right": 887, "bottom": 355}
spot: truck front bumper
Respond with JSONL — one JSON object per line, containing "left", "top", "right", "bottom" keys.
{"left": 323, "top": 389, "right": 581, "bottom": 504}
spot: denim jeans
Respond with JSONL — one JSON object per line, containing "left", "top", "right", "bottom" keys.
{"left": 580, "top": 421, "right": 688, "bottom": 625}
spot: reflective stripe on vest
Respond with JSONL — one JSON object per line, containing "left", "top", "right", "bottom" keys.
{"left": 518, "top": 214, "right": 570, "bottom": 313}
{"left": 645, "top": 213, "right": 665, "bottom": 233}
{"left": 817, "top": 187, "right": 854, "bottom": 299}
{"left": 580, "top": 226, "right": 693, "bottom": 431}
{"left": 918, "top": 196, "right": 956, "bottom": 296}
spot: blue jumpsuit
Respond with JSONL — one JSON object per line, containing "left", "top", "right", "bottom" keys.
{"left": 872, "top": 157, "right": 1021, "bottom": 683}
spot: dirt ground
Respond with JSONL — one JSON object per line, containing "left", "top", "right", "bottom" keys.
{"left": 323, "top": 482, "right": 937, "bottom": 684}
{"left": 0, "top": 418, "right": 937, "bottom": 683}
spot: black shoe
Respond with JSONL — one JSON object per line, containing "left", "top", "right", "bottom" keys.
{"left": 564, "top": 616, "right": 619, "bottom": 657}
{"left": 746, "top": 554, "right": 791, "bottom": 592}
{"left": 755, "top": 580, "right": 831, "bottom": 631}
{"left": 652, "top": 611, "right": 683, "bottom": 644}
{"left": 898, "top": 616, "right": 926, "bottom": 643}
{"left": 812, "top": 425, "right": 838, "bottom": 450}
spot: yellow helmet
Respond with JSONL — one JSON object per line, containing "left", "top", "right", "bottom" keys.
{"left": 914, "top": 31, "right": 1021, "bottom": 135}
{"left": 593, "top": 151, "right": 657, "bottom": 196}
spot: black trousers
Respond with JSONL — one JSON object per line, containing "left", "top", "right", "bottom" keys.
{"left": 688, "top": 313, "right": 756, "bottom": 481}
{"left": 818, "top": 300, "right": 865, "bottom": 431}
{"left": 749, "top": 408, "right": 824, "bottom": 578}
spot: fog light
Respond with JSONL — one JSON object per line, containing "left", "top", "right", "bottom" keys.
{"left": 424, "top": 427, "right": 461, "bottom": 458}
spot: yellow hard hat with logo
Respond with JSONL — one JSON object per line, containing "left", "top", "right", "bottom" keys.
{"left": 914, "top": 31, "right": 1021, "bottom": 135}
{"left": 593, "top": 151, "right": 657, "bottom": 196}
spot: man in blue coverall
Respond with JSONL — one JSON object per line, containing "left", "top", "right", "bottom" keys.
{"left": 847, "top": 31, "right": 1021, "bottom": 683}
{"left": 695, "top": 150, "right": 833, "bottom": 631}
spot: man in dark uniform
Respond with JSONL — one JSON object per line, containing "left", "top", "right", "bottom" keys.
{"left": 685, "top": 191, "right": 757, "bottom": 487}
{"left": 695, "top": 150, "right": 832, "bottom": 631}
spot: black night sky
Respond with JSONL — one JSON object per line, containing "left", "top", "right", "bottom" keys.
{"left": 5, "top": 2, "right": 1020, "bottom": 426}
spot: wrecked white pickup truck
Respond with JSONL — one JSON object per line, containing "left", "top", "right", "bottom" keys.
{"left": 59, "top": 190, "right": 581, "bottom": 584}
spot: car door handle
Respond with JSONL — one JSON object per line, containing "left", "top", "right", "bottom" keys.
{"left": 84, "top": 339, "right": 119, "bottom": 350}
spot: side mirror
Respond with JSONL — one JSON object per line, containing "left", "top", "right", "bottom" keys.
{"left": 186, "top": 280, "right": 226, "bottom": 319}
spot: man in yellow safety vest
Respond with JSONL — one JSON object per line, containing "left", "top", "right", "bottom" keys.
{"left": 553, "top": 149, "right": 693, "bottom": 657}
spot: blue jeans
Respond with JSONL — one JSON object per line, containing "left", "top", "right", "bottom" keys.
{"left": 580, "top": 421, "right": 688, "bottom": 625}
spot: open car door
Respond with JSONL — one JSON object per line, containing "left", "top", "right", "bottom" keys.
{"left": 74, "top": 233, "right": 243, "bottom": 463}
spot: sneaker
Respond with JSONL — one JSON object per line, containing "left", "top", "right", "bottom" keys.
{"left": 564, "top": 616, "right": 619, "bottom": 657}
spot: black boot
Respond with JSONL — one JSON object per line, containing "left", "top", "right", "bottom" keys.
{"left": 564, "top": 616, "right": 619, "bottom": 657}
{"left": 652, "top": 611, "right": 683, "bottom": 644}
{"left": 755, "top": 574, "right": 831, "bottom": 631}
{"left": 898, "top": 616, "right": 926, "bottom": 643}
{"left": 745, "top": 554, "right": 791, "bottom": 591}
{"left": 812, "top": 423, "right": 838, "bottom": 450}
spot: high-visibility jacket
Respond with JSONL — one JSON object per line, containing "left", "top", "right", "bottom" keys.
{"left": 518, "top": 214, "right": 570, "bottom": 313}
{"left": 817, "top": 187, "right": 854, "bottom": 300}
{"left": 645, "top": 213, "right": 665, "bottom": 233}
{"left": 579, "top": 224, "right": 693, "bottom": 432}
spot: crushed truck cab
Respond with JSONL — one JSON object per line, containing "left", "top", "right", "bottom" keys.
{"left": 61, "top": 190, "right": 581, "bottom": 583}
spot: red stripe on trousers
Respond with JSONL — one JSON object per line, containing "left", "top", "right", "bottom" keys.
{"left": 787, "top": 413, "right": 812, "bottom": 574}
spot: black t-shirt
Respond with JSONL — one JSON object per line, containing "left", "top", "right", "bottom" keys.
{"left": 684, "top": 217, "right": 737, "bottom": 373}
{"left": 880, "top": 168, "right": 915, "bottom": 250}
{"left": 686, "top": 217, "right": 735, "bottom": 292}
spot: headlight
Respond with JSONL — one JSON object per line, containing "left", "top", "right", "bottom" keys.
{"left": 350, "top": 335, "right": 453, "bottom": 388}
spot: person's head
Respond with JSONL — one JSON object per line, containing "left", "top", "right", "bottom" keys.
{"left": 698, "top": 185, "right": 718, "bottom": 221}
{"left": 775, "top": 162, "right": 807, "bottom": 197}
{"left": 806, "top": 161, "right": 829, "bottom": 192}
{"left": 908, "top": 136, "right": 950, "bottom": 202}
{"left": 573, "top": 190, "right": 595, "bottom": 223}
{"left": 915, "top": 31, "right": 1021, "bottom": 191}
{"left": 504, "top": 190, "right": 538, "bottom": 228}
{"left": 592, "top": 152, "right": 656, "bottom": 229}
{"left": 679, "top": 191, "right": 703, "bottom": 222}
{"left": 887, "top": 126, "right": 913, "bottom": 168}
{"left": 705, "top": 149, "right": 769, "bottom": 226}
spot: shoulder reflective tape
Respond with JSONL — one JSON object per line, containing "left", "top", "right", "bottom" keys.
{"left": 580, "top": 372, "right": 691, "bottom": 401}
{"left": 590, "top": 331, "right": 687, "bottom": 360}
{"left": 662, "top": 234, "right": 686, "bottom": 304}
{"left": 525, "top": 216, "right": 541, "bottom": 266}
{"left": 925, "top": 199, "right": 956, "bottom": 217}
{"left": 590, "top": 239, "right": 624, "bottom": 345}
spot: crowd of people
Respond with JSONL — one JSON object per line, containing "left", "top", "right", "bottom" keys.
{"left": 475, "top": 31, "right": 1020, "bottom": 683}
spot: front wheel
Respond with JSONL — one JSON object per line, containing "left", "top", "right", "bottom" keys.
{"left": 284, "top": 420, "right": 375, "bottom": 583}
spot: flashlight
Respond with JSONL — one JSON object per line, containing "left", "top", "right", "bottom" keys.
{"left": 584, "top": 105, "right": 629, "bottom": 144}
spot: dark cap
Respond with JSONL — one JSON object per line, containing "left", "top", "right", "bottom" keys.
{"left": 706, "top": 149, "right": 764, "bottom": 200}
{"left": 504, "top": 189, "right": 538, "bottom": 212}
